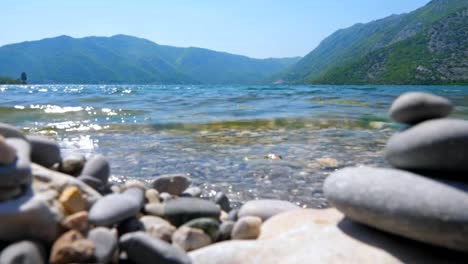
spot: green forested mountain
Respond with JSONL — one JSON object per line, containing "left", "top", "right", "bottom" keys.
{"left": 281, "top": 0, "right": 468, "bottom": 85}
{"left": 0, "top": 35, "right": 300, "bottom": 84}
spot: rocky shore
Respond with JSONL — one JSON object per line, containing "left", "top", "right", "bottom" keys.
{"left": 0, "top": 91, "right": 467, "bottom": 263}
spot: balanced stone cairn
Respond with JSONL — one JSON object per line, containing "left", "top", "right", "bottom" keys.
{"left": 0, "top": 122, "right": 299, "bottom": 264}
{"left": 324, "top": 92, "right": 468, "bottom": 253}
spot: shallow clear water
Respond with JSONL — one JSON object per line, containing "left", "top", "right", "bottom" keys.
{"left": 1, "top": 84, "right": 468, "bottom": 208}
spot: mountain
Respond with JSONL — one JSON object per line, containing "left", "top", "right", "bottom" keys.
{"left": 281, "top": 0, "right": 468, "bottom": 85}
{"left": 0, "top": 35, "right": 300, "bottom": 84}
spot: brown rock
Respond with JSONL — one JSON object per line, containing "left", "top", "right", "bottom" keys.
{"left": 50, "top": 230, "right": 95, "bottom": 264}
{"left": 62, "top": 211, "right": 89, "bottom": 233}
{"left": 231, "top": 216, "right": 262, "bottom": 240}
{"left": 172, "top": 226, "right": 212, "bottom": 251}
{"left": 59, "top": 186, "right": 87, "bottom": 214}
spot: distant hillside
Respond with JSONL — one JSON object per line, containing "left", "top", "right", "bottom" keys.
{"left": 281, "top": 0, "right": 468, "bottom": 85}
{"left": 0, "top": 35, "right": 300, "bottom": 84}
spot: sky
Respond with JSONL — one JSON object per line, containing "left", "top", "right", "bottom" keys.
{"left": 1, "top": 0, "right": 431, "bottom": 58}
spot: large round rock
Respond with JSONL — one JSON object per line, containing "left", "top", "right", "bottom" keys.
{"left": 27, "top": 135, "right": 62, "bottom": 168}
{"left": 385, "top": 119, "right": 468, "bottom": 172}
{"left": 162, "top": 198, "right": 221, "bottom": 227}
{"left": 120, "top": 231, "right": 192, "bottom": 264}
{"left": 80, "top": 155, "right": 110, "bottom": 184}
{"left": 324, "top": 166, "right": 468, "bottom": 252}
{"left": 238, "top": 199, "right": 299, "bottom": 221}
{"left": 389, "top": 92, "right": 453, "bottom": 124}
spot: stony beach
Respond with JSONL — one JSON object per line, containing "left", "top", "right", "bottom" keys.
{"left": 0, "top": 91, "right": 468, "bottom": 263}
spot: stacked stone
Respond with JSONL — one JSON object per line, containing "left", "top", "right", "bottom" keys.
{"left": 324, "top": 92, "right": 468, "bottom": 253}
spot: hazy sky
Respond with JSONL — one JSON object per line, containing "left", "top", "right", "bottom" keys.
{"left": 1, "top": 0, "right": 430, "bottom": 58}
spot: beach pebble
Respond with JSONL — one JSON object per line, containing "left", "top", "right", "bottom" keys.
{"left": 231, "top": 216, "right": 262, "bottom": 240}
{"left": 385, "top": 119, "right": 468, "bottom": 172}
{"left": 87, "top": 227, "right": 118, "bottom": 264}
{"left": 324, "top": 166, "right": 468, "bottom": 252}
{"left": 145, "top": 203, "right": 166, "bottom": 217}
{"left": 59, "top": 186, "right": 88, "bottom": 214}
{"left": 122, "top": 187, "right": 145, "bottom": 207}
{"left": 389, "top": 92, "right": 453, "bottom": 124}
{"left": 0, "top": 240, "right": 45, "bottom": 264}
{"left": 118, "top": 217, "right": 145, "bottom": 235}
{"left": 50, "top": 230, "right": 95, "bottom": 264}
{"left": 140, "top": 216, "right": 176, "bottom": 242}
{"left": 181, "top": 186, "right": 202, "bottom": 198}
{"left": 172, "top": 226, "right": 212, "bottom": 251}
{"left": 27, "top": 135, "right": 61, "bottom": 168}
{"left": 0, "top": 189, "right": 59, "bottom": 242}
{"left": 62, "top": 211, "right": 89, "bottom": 233}
{"left": 219, "top": 221, "right": 235, "bottom": 241}
{"left": 0, "top": 123, "right": 26, "bottom": 139}
{"left": 77, "top": 174, "right": 107, "bottom": 193}
{"left": 60, "top": 154, "right": 85, "bottom": 176}
{"left": 119, "top": 231, "right": 192, "bottom": 264}
{"left": 163, "top": 198, "right": 221, "bottom": 227}
{"left": 214, "top": 192, "right": 231, "bottom": 212}
{"left": 151, "top": 174, "right": 192, "bottom": 195}
{"left": 89, "top": 192, "right": 142, "bottom": 226}
{"left": 183, "top": 218, "right": 220, "bottom": 242}
{"left": 228, "top": 209, "right": 239, "bottom": 221}
{"left": 238, "top": 199, "right": 299, "bottom": 221}
{"left": 146, "top": 188, "right": 161, "bottom": 203}
{"left": 0, "top": 135, "right": 17, "bottom": 165}
{"left": 0, "top": 138, "right": 31, "bottom": 188}
{"left": 160, "top": 192, "right": 174, "bottom": 202}
{"left": 80, "top": 154, "right": 110, "bottom": 184}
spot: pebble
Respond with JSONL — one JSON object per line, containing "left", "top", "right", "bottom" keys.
{"left": 62, "top": 211, "right": 89, "bottom": 233}
{"left": 50, "top": 230, "right": 95, "bottom": 264}
{"left": 140, "top": 216, "right": 176, "bottom": 242}
{"left": 227, "top": 209, "right": 239, "bottom": 221}
{"left": 27, "top": 135, "right": 62, "bottom": 168}
{"left": 0, "top": 135, "right": 17, "bottom": 165}
{"left": 60, "top": 154, "right": 85, "bottom": 176}
{"left": 163, "top": 198, "right": 221, "bottom": 227}
{"left": 146, "top": 188, "right": 161, "bottom": 203}
{"left": 160, "top": 192, "right": 174, "bottom": 202}
{"left": 0, "top": 123, "right": 26, "bottom": 139}
{"left": 117, "top": 217, "right": 145, "bottom": 235}
{"left": 385, "top": 119, "right": 468, "bottom": 172}
{"left": 181, "top": 186, "right": 202, "bottom": 198}
{"left": 0, "top": 240, "right": 45, "bottom": 264}
{"left": 89, "top": 192, "right": 142, "bottom": 226}
{"left": 238, "top": 199, "right": 299, "bottom": 221}
{"left": 145, "top": 203, "right": 166, "bottom": 217}
{"left": 231, "top": 216, "right": 262, "bottom": 240}
{"left": 214, "top": 192, "right": 231, "bottom": 212}
{"left": 119, "top": 231, "right": 192, "bottom": 264}
{"left": 80, "top": 154, "right": 110, "bottom": 184}
{"left": 219, "top": 221, "right": 235, "bottom": 241}
{"left": 58, "top": 186, "right": 88, "bottom": 214}
{"left": 389, "top": 92, "right": 453, "bottom": 124}
{"left": 122, "top": 187, "right": 145, "bottom": 207}
{"left": 0, "top": 138, "right": 31, "bottom": 188}
{"left": 87, "top": 227, "right": 118, "bottom": 264}
{"left": 183, "top": 218, "right": 220, "bottom": 242}
{"left": 151, "top": 174, "right": 192, "bottom": 195}
{"left": 172, "top": 226, "right": 212, "bottom": 251}
{"left": 324, "top": 166, "right": 468, "bottom": 252}
{"left": 77, "top": 175, "right": 106, "bottom": 193}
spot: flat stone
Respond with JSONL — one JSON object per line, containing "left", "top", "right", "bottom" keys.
{"left": 59, "top": 186, "right": 88, "bottom": 214}
{"left": 89, "top": 192, "right": 142, "bottom": 226}
{"left": 0, "top": 138, "right": 31, "bottom": 188}
{"left": 62, "top": 211, "right": 89, "bottom": 233}
{"left": 385, "top": 119, "right": 468, "bottom": 172}
{"left": 214, "top": 192, "right": 231, "bottom": 212}
{"left": 0, "top": 188, "right": 60, "bottom": 242}
{"left": 190, "top": 209, "right": 465, "bottom": 264}
{"left": 172, "top": 226, "right": 212, "bottom": 251}
{"left": 163, "top": 198, "right": 221, "bottom": 227}
{"left": 231, "top": 216, "right": 261, "bottom": 240}
{"left": 0, "top": 135, "right": 17, "bottom": 165}
{"left": 50, "top": 230, "right": 95, "bottom": 264}
{"left": 183, "top": 218, "right": 220, "bottom": 242}
{"left": 140, "top": 216, "right": 176, "bottom": 242}
{"left": 238, "top": 199, "right": 299, "bottom": 221}
{"left": 27, "top": 135, "right": 62, "bottom": 168}
{"left": 87, "top": 227, "right": 118, "bottom": 264}
{"left": 0, "top": 123, "right": 26, "bottom": 139}
{"left": 119, "top": 231, "right": 192, "bottom": 264}
{"left": 151, "top": 174, "right": 192, "bottom": 195}
{"left": 146, "top": 188, "right": 161, "bottom": 203}
{"left": 324, "top": 166, "right": 468, "bottom": 252}
{"left": 60, "top": 154, "right": 85, "bottom": 176}
{"left": 0, "top": 240, "right": 45, "bottom": 264}
{"left": 80, "top": 154, "right": 110, "bottom": 184}
{"left": 389, "top": 92, "right": 453, "bottom": 124}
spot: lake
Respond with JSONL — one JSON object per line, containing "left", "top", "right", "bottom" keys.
{"left": 1, "top": 84, "right": 467, "bottom": 208}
